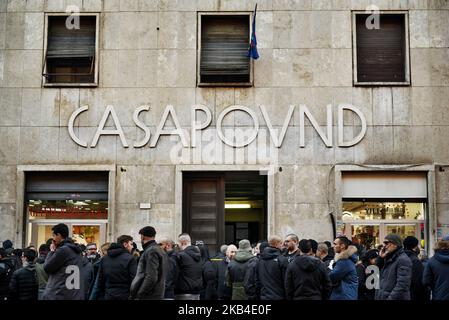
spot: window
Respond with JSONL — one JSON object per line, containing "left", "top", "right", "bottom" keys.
{"left": 338, "top": 172, "right": 428, "bottom": 251}
{"left": 353, "top": 12, "right": 410, "bottom": 85}
{"left": 43, "top": 14, "right": 99, "bottom": 86}
{"left": 25, "top": 171, "right": 108, "bottom": 246}
{"left": 198, "top": 14, "right": 252, "bottom": 86}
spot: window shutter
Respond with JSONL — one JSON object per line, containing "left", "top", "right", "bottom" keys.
{"left": 200, "top": 16, "right": 250, "bottom": 84}
{"left": 26, "top": 171, "right": 108, "bottom": 200}
{"left": 47, "top": 16, "right": 96, "bottom": 58}
{"left": 356, "top": 14, "right": 406, "bottom": 83}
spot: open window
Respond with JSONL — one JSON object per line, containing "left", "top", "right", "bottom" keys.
{"left": 43, "top": 14, "right": 99, "bottom": 86}
{"left": 353, "top": 12, "right": 410, "bottom": 86}
{"left": 198, "top": 13, "right": 252, "bottom": 86}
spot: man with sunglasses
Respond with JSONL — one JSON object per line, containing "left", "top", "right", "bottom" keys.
{"left": 375, "top": 234, "right": 412, "bottom": 300}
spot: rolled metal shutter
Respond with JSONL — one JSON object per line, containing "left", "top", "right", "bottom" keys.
{"left": 47, "top": 16, "right": 96, "bottom": 58}
{"left": 200, "top": 15, "right": 250, "bottom": 84}
{"left": 356, "top": 14, "right": 406, "bottom": 83}
{"left": 26, "top": 171, "right": 108, "bottom": 201}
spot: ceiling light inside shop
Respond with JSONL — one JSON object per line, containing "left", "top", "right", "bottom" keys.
{"left": 225, "top": 204, "right": 251, "bottom": 209}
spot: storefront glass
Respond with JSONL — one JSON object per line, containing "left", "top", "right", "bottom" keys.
{"left": 339, "top": 201, "right": 426, "bottom": 250}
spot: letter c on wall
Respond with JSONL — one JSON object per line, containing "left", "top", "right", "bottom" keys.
{"left": 68, "top": 105, "right": 89, "bottom": 148}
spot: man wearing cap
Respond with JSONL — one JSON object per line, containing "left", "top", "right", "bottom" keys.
{"left": 130, "top": 226, "right": 167, "bottom": 300}
{"left": 226, "top": 239, "right": 256, "bottom": 300}
{"left": 423, "top": 234, "right": 449, "bottom": 300}
{"left": 403, "top": 236, "right": 429, "bottom": 300}
{"left": 375, "top": 233, "right": 412, "bottom": 300}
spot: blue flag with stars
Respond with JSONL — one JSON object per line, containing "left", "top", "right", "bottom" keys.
{"left": 248, "top": 4, "right": 259, "bottom": 60}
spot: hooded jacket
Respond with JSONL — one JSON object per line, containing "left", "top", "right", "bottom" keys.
{"left": 174, "top": 245, "right": 202, "bottom": 295}
{"left": 285, "top": 254, "right": 332, "bottom": 300}
{"left": 226, "top": 250, "right": 256, "bottom": 300}
{"left": 423, "top": 248, "right": 449, "bottom": 300}
{"left": 130, "top": 240, "right": 167, "bottom": 300}
{"left": 42, "top": 239, "right": 86, "bottom": 300}
{"left": 98, "top": 243, "right": 137, "bottom": 300}
{"left": 8, "top": 262, "right": 38, "bottom": 300}
{"left": 256, "top": 247, "right": 288, "bottom": 300}
{"left": 375, "top": 247, "right": 412, "bottom": 300}
{"left": 329, "top": 245, "right": 358, "bottom": 300}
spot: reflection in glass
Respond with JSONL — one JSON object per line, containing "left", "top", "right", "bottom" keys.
{"left": 28, "top": 199, "right": 108, "bottom": 220}
{"left": 341, "top": 201, "right": 424, "bottom": 221}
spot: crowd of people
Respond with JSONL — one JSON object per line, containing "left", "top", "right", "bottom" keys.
{"left": 1, "top": 223, "right": 448, "bottom": 301}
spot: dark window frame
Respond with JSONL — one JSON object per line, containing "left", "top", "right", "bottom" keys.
{"left": 42, "top": 13, "right": 100, "bottom": 87}
{"left": 352, "top": 11, "right": 410, "bottom": 86}
{"left": 197, "top": 12, "right": 253, "bottom": 87}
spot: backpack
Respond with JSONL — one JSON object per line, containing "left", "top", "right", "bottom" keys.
{"left": 0, "top": 259, "right": 15, "bottom": 285}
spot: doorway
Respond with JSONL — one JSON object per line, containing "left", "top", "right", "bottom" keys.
{"left": 183, "top": 171, "right": 267, "bottom": 255}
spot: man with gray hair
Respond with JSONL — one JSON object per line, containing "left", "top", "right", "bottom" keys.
{"left": 174, "top": 233, "right": 202, "bottom": 300}
{"left": 226, "top": 240, "right": 256, "bottom": 300}
{"left": 284, "top": 234, "right": 299, "bottom": 263}
{"left": 316, "top": 242, "right": 333, "bottom": 269}
{"left": 159, "top": 237, "right": 178, "bottom": 299}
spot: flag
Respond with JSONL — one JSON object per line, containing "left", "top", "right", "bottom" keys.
{"left": 248, "top": 4, "right": 259, "bottom": 60}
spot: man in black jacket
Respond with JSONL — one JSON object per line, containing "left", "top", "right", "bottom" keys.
{"left": 256, "top": 235, "right": 288, "bottom": 300}
{"left": 174, "top": 233, "right": 202, "bottom": 300}
{"left": 285, "top": 239, "right": 332, "bottom": 300}
{"left": 8, "top": 249, "right": 38, "bottom": 300}
{"left": 403, "top": 236, "right": 429, "bottom": 300}
{"left": 130, "top": 226, "right": 167, "bottom": 300}
{"left": 97, "top": 235, "right": 137, "bottom": 300}
{"left": 159, "top": 237, "right": 178, "bottom": 299}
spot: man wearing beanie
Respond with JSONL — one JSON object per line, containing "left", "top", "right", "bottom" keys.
{"left": 403, "top": 236, "right": 429, "bottom": 300}
{"left": 226, "top": 239, "right": 256, "bottom": 300}
{"left": 375, "top": 233, "right": 412, "bottom": 300}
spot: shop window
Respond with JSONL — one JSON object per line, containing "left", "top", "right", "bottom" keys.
{"left": 198, "top": 14, "right": 252, "bottom": 86}
{"left": 25, "top": 171, "right": 108, "bottom": 247}
{"left": 43, "top": 14, "right": 99, "bottom": 86}
{"left": 353, "top": 12, "right": 410, "bottom": 85}
{"left": 339, "top": 171, "right": 428, "bottom": 251}
{"left": 339, "top": 201, "right": 426, "bottom": 250}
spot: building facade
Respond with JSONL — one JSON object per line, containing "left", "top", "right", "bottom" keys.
{"left": 1, "top": 0, "right": 449, "bottom": 255}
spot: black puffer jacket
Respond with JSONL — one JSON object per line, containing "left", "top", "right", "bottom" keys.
{"left": 8, "top": 262, "right": 38, "bottom": 300}
{"left": 0, "top": 257, "right": 16, "bottom": 300}
{"left": 257, "top": 247, "right": 288, "bottom": 300}
{"left": 98, "top": 243, "right": 137, "bottom": 300}
{"left": 285, "top": 255, "right": 332, "bottom": 300}
{"left": 175, "top": 246, "right": 203, "bottom": 294}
